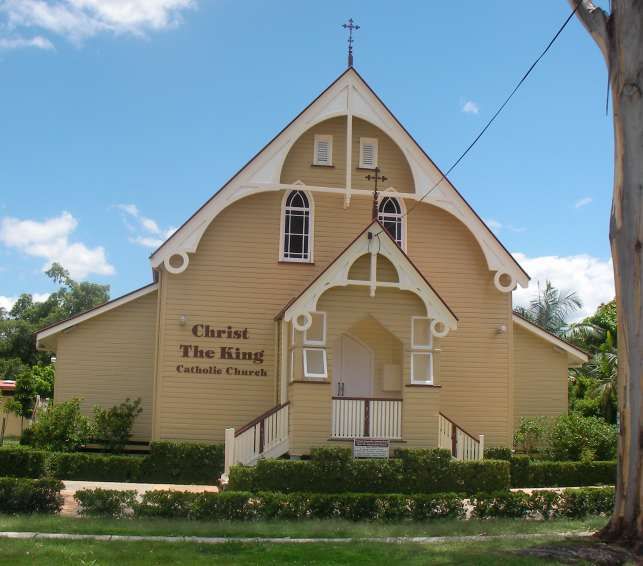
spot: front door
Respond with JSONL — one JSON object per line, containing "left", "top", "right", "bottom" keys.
{"left": 334, "top": 334, "right": 373, "bottom": 397}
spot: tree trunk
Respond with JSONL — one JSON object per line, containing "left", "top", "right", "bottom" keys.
{"left": 569, "top": 0, "right": 642, "bottom": 549}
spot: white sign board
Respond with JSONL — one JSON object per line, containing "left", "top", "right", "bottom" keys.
{"left": 353, "top": 438, "right": 390, "bottom": 459}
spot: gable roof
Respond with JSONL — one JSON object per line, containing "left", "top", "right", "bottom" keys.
{"left": 276, "top": 219, "right": 458, "bottom": 336}
{"left": 512, "top": 312, "right": 589, "bottom": 366}
{"left": 149, "top": 67, "right": 529, "bottom": 291}
{"left": 35, "top": 283, "right": 158, "bottom": 348}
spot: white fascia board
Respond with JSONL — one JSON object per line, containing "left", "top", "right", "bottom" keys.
{"left": 512, "top": 314, "right": 589, "bottom": 366}
{"left": 36, "top": 284, "right": 158, "bottom": 343}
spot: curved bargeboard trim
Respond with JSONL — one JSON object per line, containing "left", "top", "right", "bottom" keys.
{"left": 149, "top": 67, "right": 529, "bottom": 288}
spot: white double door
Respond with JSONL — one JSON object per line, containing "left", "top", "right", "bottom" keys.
{"left": 333, "top": 334, "right": 373, "bottom": 397}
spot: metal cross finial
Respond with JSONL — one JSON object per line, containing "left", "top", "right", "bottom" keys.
{"left": 342, "top": 18, "right": 360, "bottom": 67}
{"left": 366, "top": 167, "right": 387, "bottom": 220}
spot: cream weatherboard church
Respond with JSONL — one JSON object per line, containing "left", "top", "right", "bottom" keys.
{"left": 36, "top": 65, "right": 587, "bottom": 469}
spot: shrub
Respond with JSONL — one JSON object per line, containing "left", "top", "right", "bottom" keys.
{"left": 559, "top": 486, "right": 614, "bottom": 518}
{"left": 228, "top": 451, "right": 510, "bottom": 495}
{"left": 139, "top": 441, "right": 225, "bottom": 485}
{"left": 525, "top": 460, "right": 616, "bottom": 488}
{"left": 19, "top": 427, "right": 34, "bottom": 446}
{"left": 0, "top": 447, "right": 48, "bottom": 478}
{"left": 135, "top": 489, "right": 197, "bottom": 519}
{"left": 0, "top": 477, "right": 63, "bottom": 514}
{"left": 30, "top": 398, "right": 91, "bottom": 452}
{"left": 509, "top": 455, "right": 531, "bottom": 487}
{"left": 513, "top": 416, "right": 551, "bottom": 455}
{"left": 472, "top": 491, "right": 532, "bottom": 519}
{"left": 75, "top": 488, "right": 136, "bottom": 518}
{"left": 545, "top": 414, "right": 617, "bottom": 461}
{"left": 484, "top": 447, "right": 513, "bottom": 461}
{"left": 49, "top": 452, "right": 143, "bottom": 482}
{"left": 92, "top": 398, "right": 142, "bottom": 453}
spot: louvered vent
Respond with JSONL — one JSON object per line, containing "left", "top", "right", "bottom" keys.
{"left": 313, "top": 135, "right": 332, "bottom": 166}
{"left": 359, "top": 137, "right": 378, "bottom": 169}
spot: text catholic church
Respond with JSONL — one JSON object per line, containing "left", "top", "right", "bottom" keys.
{"left": 36, "top": 62, "right": 588, "bottom": 465}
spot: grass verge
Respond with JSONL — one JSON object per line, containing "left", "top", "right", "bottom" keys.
{"left": 0, "top": 537, "right": 603, "bottom": 565}
{"left": 0, "top": 514, "right": 605, "bottom": 538}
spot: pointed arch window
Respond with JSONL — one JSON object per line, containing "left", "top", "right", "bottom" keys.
{"left": 378, "top": 197, "right": 403, "bottom": 248}
{"left": 281, "top": 190, "right": 313, "bottom": 262}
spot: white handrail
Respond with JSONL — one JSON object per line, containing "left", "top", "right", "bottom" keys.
{"left": 437, "top": 413, "right": 484, "bottom": 461}
{"left": 332, "top": 398, "right": 402, "bottom": 440}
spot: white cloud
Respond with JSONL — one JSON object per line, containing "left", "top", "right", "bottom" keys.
{"left": 512, "top": 252, "right": 614, "bottom": 321}
{"left": 0, "top": 292, "right": 50, "bottom": 312}
{"left": 0, "top": 0, "right": 195, "bottom": 46}
{"left": 485, "top": 218, "right": 526, "bottom": 234}
{"left": 574, "top": 196, "right": 593, "bottom": 209}
{"left": 0, "top": 34, "right": 54, "bottom": 49}
{"left": 115, "top": 203, "right": 175, "bottom": 249}
{"left": 0, "top": 211, "right": 114, "bottom": 278}
{"left": 462, "top": 100, "right": 479, "bottom": 114}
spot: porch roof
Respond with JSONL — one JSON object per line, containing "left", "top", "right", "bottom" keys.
{"left": 275, "top": 220, "right": 458, "bottom": 336}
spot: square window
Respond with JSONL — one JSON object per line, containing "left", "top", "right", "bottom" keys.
{"left": 303, "top": 348, "right": 327, "bottom": 379}
{"left": 412, "top": 317, "right": 432, "bottom": 349}
{"left": 411, "top": 352, "right": 433, "bottom": 383}
{"left": 304, "top": 312, "right": 326, "bottom": 345}
{"left": 313, "top": 135, "right": 333, "bottom": 166}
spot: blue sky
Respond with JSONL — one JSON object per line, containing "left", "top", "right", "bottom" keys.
{"left": 0, "top": 1, "right": 615, "bottom": 319}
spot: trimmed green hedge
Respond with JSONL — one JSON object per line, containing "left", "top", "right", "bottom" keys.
{"left": 0, "top": 477, "right": 63, "bottom": 514}
{"left": 509, "top": 457, "right": 616, "bottom": 488}
{"left": 229, "top": 449, "right": 510, "bottom": 494}
{"left": 0, "top": 441, "right": 224, "bottom": 484}
{"left": 73, "top": 487, "right": 614, "bottom": 521}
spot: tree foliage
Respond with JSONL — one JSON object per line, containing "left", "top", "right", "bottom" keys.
{"left": 514, "top": 280, "right": 582, "bottom": 335}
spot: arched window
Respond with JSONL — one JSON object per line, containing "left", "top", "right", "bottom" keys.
{"left": 378, "top": 197, "right": 403, "bottom": 247}
{"left": 281, "top": 190, "right": 312, "bottom": 262}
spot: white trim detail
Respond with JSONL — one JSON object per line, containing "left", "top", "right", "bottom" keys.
{"left": 292, "top": 311, "right": 313, "bottom": 332}
{"left": 164, "top": 252, "right": 189, "bottom": 274}
{"left": 149, "top": 68, "right": 528, "bottom": 288}
{"left": 359, "top": 137, "right": 378, "bottom": 169}
{"left": 303, "top": 348, "right": 328, "bottom": 379}
{"left": 411, "top": 316, "right": 433, "bottom": 349}
{"left": 430, "top": 319, "right": 450, "bottom": 338}
{"left": 36, "top": 284, "right": 159, "bottom": 344}
{"left": 512, "top": 314, "right": 589, "bottom": 366}
{"left": 493, "top": 271, "right": 516, "bottom": 293}
{"left": 313, "top": 134, "right": 333, "bottom": 166}
{"left": 283, "top": 220, "right": 457, "bottom": 337}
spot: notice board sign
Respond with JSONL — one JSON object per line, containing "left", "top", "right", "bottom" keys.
{"left": 353, "top": 438, "right": 390, "bottom": 459}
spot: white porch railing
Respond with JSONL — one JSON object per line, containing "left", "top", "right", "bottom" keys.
{"left": 438, "top": 412, "right": 484, "bottom": 461}
{"left": 332, "top": 397, "right": 402, "bottom": 440}
{"left": 223, "top": 402, "right": 290, "bottom": 477}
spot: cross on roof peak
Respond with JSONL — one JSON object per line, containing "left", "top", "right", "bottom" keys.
{"left": 342, "top": 18, "right": 360, "bottom": 68}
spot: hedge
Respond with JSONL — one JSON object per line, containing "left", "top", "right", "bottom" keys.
{"left": 73, "top": 487, "right": 614, "bottom": 521}
{"left": 0, "top": 441, "right": 225, "bottom": 484}
{"left": 509, "top": 457, "right": 616, "bottom": 488}
{"left": 0, "top": 477, "right": 63, "bottom": 514}
{"left": 229, "top": 450, "right": 510, "bottom": 494}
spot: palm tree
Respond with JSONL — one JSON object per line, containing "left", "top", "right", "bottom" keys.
{"left": 586, "top": 331, "right": 619, "bottom": 423}
{"left": 514, "top": 280, "right": 583, "bottom": 335}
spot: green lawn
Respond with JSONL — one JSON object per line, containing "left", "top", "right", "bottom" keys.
{"left": 0, "top": 514, "right": 606, "bottom": 539}
{"left": 0, "top": 537, "right": 604, "bottom": 565}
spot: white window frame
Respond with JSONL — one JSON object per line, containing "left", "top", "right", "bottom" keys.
{"left": 411, "top": 316, "right": 433, "bottom": 350}
{"left": 359, "top": 137, "right": 378, "bottom": 169}
{"left": 303, "top": 311, "right": 326, "bottom": 346}
{"left": 378, "top": 195, "right": 406, "bottom": 249}
{"left": 313, "top": 134, "right": 333, "bottom": 166}
{"left": 410, "top": 351, "right": 433, "bottom": 384}
{"left": 279, "top": 189, "right": 314, "bottom": 263}
{"left": 303, "top": 348, "right": 328, "bottom": 379}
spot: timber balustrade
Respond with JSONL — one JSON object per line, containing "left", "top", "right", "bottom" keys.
{"left": 438, "top": 412, "right": 484, "bottom": 461}
{"left": 331, "top": 397, "right": 402, "bottom": 440}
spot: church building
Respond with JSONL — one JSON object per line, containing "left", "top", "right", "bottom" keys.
{"left": 36, "top": 63, "right": 587, "bottom": 468}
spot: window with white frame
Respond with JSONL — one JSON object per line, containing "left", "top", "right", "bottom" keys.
{"left": 411, "top": 317, "right": 433, "bottom": 383}
{"left": 303, "top": 348, "right": 327, "bottom": 379}
{"left": 313, "top": 134, "right": 333, "bottom": 166}
{"left": 378, "top": 197, "right": 403, "bottom": 247}
{"left": 359, "top": 137, "right": 378, "bottom": 169}
{"left": 281, "top": 190, "right": 312, "bottom": 262}
{"left": 304, "top": 312, "right": 326, "bottom": 346}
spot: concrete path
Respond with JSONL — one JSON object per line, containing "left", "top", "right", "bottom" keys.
{"left": 61, "top": 481, "right": 218, "bottom": 516}
{"left": 0, "top": 531, "right": 594, "bottom": 545}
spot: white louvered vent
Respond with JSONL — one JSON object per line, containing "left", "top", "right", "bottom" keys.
{"left": 359, "top": 137, "right": 378, "bottom": 169}
{"left": 313, "top": 134, "right": 333, "bottom": 166}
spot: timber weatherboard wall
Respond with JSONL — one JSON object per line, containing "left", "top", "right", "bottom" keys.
{"left": 54, "top": 291, "right": 157, "bottom": 440}
{"left": 513, "top": 323, "right": 569, "bottom": 428}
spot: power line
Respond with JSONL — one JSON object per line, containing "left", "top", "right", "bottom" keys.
{"left": 375, "top": 1, "right": 581, "bottom": 230}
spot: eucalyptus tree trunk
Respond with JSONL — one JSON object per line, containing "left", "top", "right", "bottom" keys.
{"left": 568, "top": 0, "right": 642, "bottom": 548}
